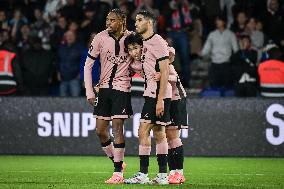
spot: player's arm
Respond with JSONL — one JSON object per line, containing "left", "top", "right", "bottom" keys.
{"left": 152, "top": 72, "right": 177, "bottom": 82}
{"left": 84, "top": 34, "right": 100, "bottom": 105}
{"left": 156, "top": 58, "right": 170, "bottom": 117}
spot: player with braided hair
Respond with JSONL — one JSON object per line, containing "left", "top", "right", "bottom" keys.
{"left": 84, "top": 9, "right": 133, "bottom": 184}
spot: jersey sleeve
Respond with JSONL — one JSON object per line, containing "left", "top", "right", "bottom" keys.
{"left": 87, "top": 34, "right": 101, "bottom": 60}
{"left": 84, "top": 34, "right": 101, "bottom": 99}
{"left": 153, "top": 37, "right": 170, "bottom": 63}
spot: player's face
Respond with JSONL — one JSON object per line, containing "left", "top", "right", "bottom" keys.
{"left": 127, "top": 43, "right": 142, "bottom": 61}
{"left": 135, "top": 14, "right": 148, "bottom": 34}
{"left": 106, "top": 12, "right": 123, "bottom": 34}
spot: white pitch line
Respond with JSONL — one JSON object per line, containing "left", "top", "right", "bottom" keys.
{"left": 2, "top": 171, "right": 276, "bottom": 176}
{"left": 3, "top": 171, "right": 110, "bottom": 174}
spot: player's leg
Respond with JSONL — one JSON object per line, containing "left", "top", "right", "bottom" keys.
{"left": 166, "top": 129, "right": 185, "bottom": 184}
{"left": 93, "top": 89, "right": 113, "bottom": 161}
{"left": 149, "top": 98, "right": 171, "bottom": 185}
{"left": 149, "top": 125, "right": 169, "bottom": 185}
{"left": 138, "top": 122, "right": 153, "bottom": 175}
{"left": 105, "top": 90, "right": 132, "bottom": 184}
{"left": 125, "top": 97, "right": 155, "bottom": 184}
{"left": 124, "top": 122, "right": 153, "bottom": 184}
{"left": 111, "top": 118, "right": 125, "bottom": 174}
{"left": 96, "top": 119, "right": 114, "bottom": 161}
{"left": 167, "top": 98, "right": 188, "bottom": 184}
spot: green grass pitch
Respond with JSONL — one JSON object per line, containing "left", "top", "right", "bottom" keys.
{"left": 0, "top": 156, "right": 284, "bottom": 189}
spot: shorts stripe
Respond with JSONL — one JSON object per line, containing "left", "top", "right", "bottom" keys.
{"left": 94, "top": 115, "right": 111, "bottom": 121}
{"left": 140, "top": 119, "right": 152, "bottom": 124}
{"left": 156, "top": 121, "right": 171, "bottom": 126}
{"left": 111, "top": 115, "right": 130, "bottom": 119}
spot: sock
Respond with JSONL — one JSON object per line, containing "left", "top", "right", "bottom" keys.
{"left": 173, "top": 145, "right": 184, "bottom": 170}
{"left": 101, "top": 139, "right": 114, "bottom": 162}
{"left": 139, "top": 155, "right": 149, "bottom": 174}
{"left": 156, "top": 140, "right": 168, "bottom": 173}
{"left": 168, "top": 148, "right": 175, "bottom": 171}
{"left": 139, "top": 145, "right": 151, "bottom": 174}
{"left": 157, "top": 154, "right": 168, "bottom": 173}
{"left": 113, "top": 143, "right": 125, "bottom": 172}
{"left": 168, "top": 138, "right": 183, "bottom": 170}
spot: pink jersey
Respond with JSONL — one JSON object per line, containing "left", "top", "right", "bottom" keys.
{"left": 169, "top": 65, "right": 187, "bottom": 100}
{"left": 141, "top": 34, "right": 172, "bottom": 99}
{"left": 84, "top": 30, "right": 132, "bottom": 99}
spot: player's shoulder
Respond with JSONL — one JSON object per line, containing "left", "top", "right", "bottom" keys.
{"left": 148, "top": 34, "right": 167, "bottom": 46}
{"left": 94, "top": 30, "right": 109, "bottom": 39}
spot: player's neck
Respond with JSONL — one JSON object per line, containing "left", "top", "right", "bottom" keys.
{"left": 142, "top": 30, "right": 155, "bottom": 40}
{"left": 112, "top": 28, "right": 124, "bottom": 40}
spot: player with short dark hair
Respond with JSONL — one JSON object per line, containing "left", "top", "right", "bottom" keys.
{"left": 125, "top": 33, "right": 188, "bottom": 184}
{"left": 124, "top": 11, "right": 172, "bottom": 185}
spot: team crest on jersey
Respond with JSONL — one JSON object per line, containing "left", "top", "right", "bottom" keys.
{"left": 143, "top": 48, "right": 147, "bottom": 53}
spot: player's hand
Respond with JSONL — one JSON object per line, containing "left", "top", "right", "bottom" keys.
{"left": 87, "top": 97, "right": 97, "bottom": 106}
{"left": 152, "top": 72, "right": 161, "bottom": 82}
{"left": 94, "top": 86, "right": 99, "bottom": 93}
{"left": 156, "top": 99, "right": 164, "bottom": 118}
{"left": 169, "top": 52, "right": 175, "bottom": 63}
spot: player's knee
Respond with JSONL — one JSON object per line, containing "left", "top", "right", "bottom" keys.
{"left": 112, "top": 129, "right": 123, "bottom": 140}
{"left": 138, "top": 127, "right": 149, "bottom": 138}
{"left": 166, "top": 129, "right": 180, "bottom": 140}
{"left": 153, "top": 129, "right": 166, "bottom": 143}
{"left": 96, "top": 128, "right": 108, "bottom": 139}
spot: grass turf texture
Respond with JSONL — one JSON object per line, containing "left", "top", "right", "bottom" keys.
{"left": 0, "top": 156, "right": 283, "bottom": 189}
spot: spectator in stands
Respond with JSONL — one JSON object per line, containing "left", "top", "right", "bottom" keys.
{"left": 244, "top": 17, "right": 265, "bottom": 62}
{"left": 30, "top": 8, "right": 52, "bottom": 50}
{"left": 231, "top": 35, "right": 258, "bottom": 97}
{"left": 43, "top": 0, "right": 67, "bottom": 21}
{"left": 188, "top": 1, "right": 203, "bottom": 60}
{"left": 244, "top": 17, "right": 264, "bottom": 51}
{"left": 0, "top": 30, "right": 10, "bottom": 47}
{"left": 81, "top": 5, "right": 96, "bottom": 44}
{"left": 232, "top": 0, "right": 260, "bottom": 19}
{"left": 200, "top": 0, "right": 222, "bottom": 33}
{"left": 83, "top": 0, "right": 112, "bottom": 33}
{"left": 164, "top": 0, "right": 192, "bottom": 88}
{"left": 16, "top": 24, "right": 31, "bottom": 51}
{"left": 220, "top": 0, "right": 235, "bottom": 27}
{"left": 9, "top": 9, "right": 28, "bottom": 41}
{"left": 230, "top": 11, "right": 248, "bottom": 38}
{"left": 0, "top": 42, "right": 23, "bottom": 95}
{"left": 201, "top": 15, "right": 238, "bottom": 88}
{"left": 58, "top": 0, "right": 83, "bottom": 22}
{"left": 50, "top": 16, "right": 67, "bottom": 50}
{"left": 57, "top": 30, "right": 84, "bottom": 97}
{"left": 258, "top": 46, "right": 284, "bottom": 97}
{"left": 0, "top": 10, "right": 10, "bottom": 31}
{"left": 132, "top": 0, "right": 159, "bottom": 20}
{"left": 262, "top": 0, "right": 284, "bottom": 46}
{"left": 22, "top": 0, "right": 46, "bottom": 22}
{"left": 21, "top": 37, "right": 55, "bottom": 96}
{"left": 68, "top": 20, "right": 83, "bottom": 42}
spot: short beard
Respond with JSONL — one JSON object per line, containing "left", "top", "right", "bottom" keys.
{"left": 137, "top": 27, "right": 147, "bottom": 35}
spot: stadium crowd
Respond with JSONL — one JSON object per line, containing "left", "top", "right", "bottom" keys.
{"left": 0, "top": 0, "right": 283, "bottom": 97}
